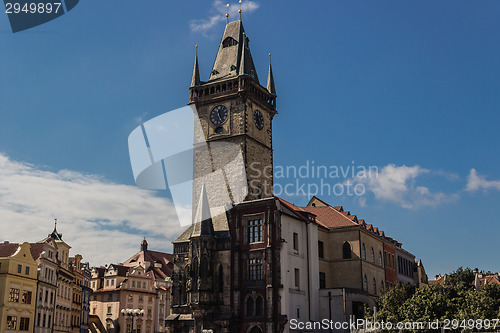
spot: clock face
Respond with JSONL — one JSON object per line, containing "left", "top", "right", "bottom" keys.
{"left": 254, "top": 110, "right": 264, "bottom": 130}
{"left": 210, "top": 105, "right": 228, "bottom": 125}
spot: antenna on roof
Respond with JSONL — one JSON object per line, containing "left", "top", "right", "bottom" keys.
{"left": 239, "top": 0, "right": 242, "bottom": 20}
{"left": 226, "top": 4, "right": 230, "bottom": 24}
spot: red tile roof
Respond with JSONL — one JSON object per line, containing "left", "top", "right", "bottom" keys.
{"left": 0, "top": 242, "right": 20, "bottom": 257}
{"left": 123, "top": 249, "right": 174, "bottom": 280}
{"left": 301, "top": 206, "right": 359, "bottom": 228}
{"left": 277, "top": 197, "right": 309, "bottom": 221}
{"left": 29, "top": 243, "right": 45, "bottom": 260}
{"left": 299, "top": 199, "right": 401, "bottom": 246}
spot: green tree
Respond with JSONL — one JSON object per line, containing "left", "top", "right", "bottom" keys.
{"left": 446, "top": 267, "right": 475, "bottom": 289}
{"left": 371, "top": 268, "right": 500, "bottom": 332}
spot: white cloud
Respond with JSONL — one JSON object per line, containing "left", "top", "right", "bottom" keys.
{"left": 466, "top": 168, "right": 500, "bottom": 192}
{"left": 0, "top": 153, "right": 188, "bottom": 266}
{"left": 354, "top": 164, "right": 458, "bottom": 209}
{"left": 190, "top": 0, "right": 260, "bottom": 34}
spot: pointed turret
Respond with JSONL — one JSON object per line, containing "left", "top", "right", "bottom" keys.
{"left": 190, "top": 183, "right": 215, "bottom": 238}
{"left": 209, "top": 20, "right": 259, "bottom": 83}
{"left": 267, "top": 53, "right": 276, "bottom": 95}
{"left": 49, "top": 219, "right": 63, "bottom": 241}
{"left": 190, "top": 45, "right": 201, "bottom": 87}
{"left": 141, "top": 238, "right": 148, "bottom": 252}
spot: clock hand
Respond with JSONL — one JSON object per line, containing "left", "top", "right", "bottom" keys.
{"left": 218, "top": 110, "right": 222, "bottom": 122}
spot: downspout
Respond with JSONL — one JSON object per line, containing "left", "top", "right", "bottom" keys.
{"left": 306, "top": 219, "right": 311, "bottom": 321}
{"left": 359, "top": 229, "right": 363, "bottom": 290}
{"left": 328, "top": 291, "right": 332, "bottom": 333}
{"left": 343, "top": 288, "right": 347, "bottom": 333}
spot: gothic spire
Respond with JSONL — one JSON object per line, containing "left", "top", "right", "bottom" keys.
{"left": 267, "top": 53, "right": 276, "bottom": 95}
{"left": 191, "top": 182, "right": 215, "bottom": 238}
{"left": 209, "top": 20, "right": 259, "bottom": 83}
{"left": 190, "top": 45, "right": 201, "bottom": 87}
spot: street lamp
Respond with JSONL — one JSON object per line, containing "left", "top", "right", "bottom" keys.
{"left": 120, "top": 308, "right": 144, "bottom": 333}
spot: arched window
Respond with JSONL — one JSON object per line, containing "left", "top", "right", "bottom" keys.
{"left": 246, "top": 296, "right": 254, "bottom": 317}
{"left": 201, "top": 256, "right": 209, "bottom": 280}
{"left": 363, "top": 275, "right": 368, "bottom": 291}
{"left": 373, "top": 278, "right": 377, "bottom": 294}
{"left": 379, "top": 251, "right": 383, "bottom": 266}
{"left": 181, "top": 269, "right": 188, "bottom": 305}
{"left": 218, "top": 265, "right": 223, "bottom": 293}
{"left": 192, "top": 257, "right": 199, "bottom": 291}
{"left": 255, "top": 296, "right": 263, "bottom": 317}
{"left": 250, "top": 327, "right": 263, "bottom": 333}
{"left": 342, "top": 242, "right": 351, "bottom": 259}
{"left": 371, "top": 247, "right": 375, "bottom": 263}
{"left": 362, "top": 243, "right": 366, "bottom": 260}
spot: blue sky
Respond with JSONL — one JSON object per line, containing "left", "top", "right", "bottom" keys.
{"left": 1, "top": 0, "right": 499, "bottom": 276}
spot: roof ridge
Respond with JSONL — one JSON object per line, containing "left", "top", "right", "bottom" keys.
{"left": 328, "top": 205, "right": 359, "bottom": 225}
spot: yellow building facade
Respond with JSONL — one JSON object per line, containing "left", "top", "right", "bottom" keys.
{"left": 0, "top": 242, "right": 38, "bottom": 332}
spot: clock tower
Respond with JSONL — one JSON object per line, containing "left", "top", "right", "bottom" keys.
{"left": 169, "top": 18, "right": 286, "bottom": 333}
{"left": 189, "top": 19, "right": 277, "bottom": 205}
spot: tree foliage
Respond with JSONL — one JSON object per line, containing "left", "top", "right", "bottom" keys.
{"left": 366, "top": 268, "right": 500, "bottom": 332}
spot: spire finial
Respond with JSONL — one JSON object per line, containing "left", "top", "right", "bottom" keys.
{"left": 239, "top": 0, "right": 242, "bottom": 20}
{"left": 195, "top": 44, "right": 198, "bottom": 56}
{"left": 267, "top": 52, "right": 276, "bottom": 95}
{"left": 226, "top": 4, "right": 230, "bottom": 24}
{"left": 54, "top": 218, "right": 57, "bottom": 229}
{"left": 191, "top": 45, "right": 201, "bottom": 87}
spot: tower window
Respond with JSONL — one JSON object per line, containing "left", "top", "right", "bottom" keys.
{"left": 319, "top": 272, "right": 326, "bottom": 289}
{"left": 246, "top": 296, "right": 254, "bottom": 317}
{"left": 318, "top": 241, "right": 324, "bottom": 259}
{"left": 248, "top": 258, "right": 263, "bottom": 280}
{"left": 222, "top": 37, "right": 238, "bottom": 48}
{"left": 342, "top": 242, "right": 351, "bottom": 259}
{"left": 362, "top": 243, "right": 366, "bottom": 260}
{"left": 293, "top": 232, "right": 299, "bottom": 251}
{"left": 248, "top": 219, "right": 263, "bottom": 243}
{"left": 255, "top": 296, "right": 264, "bottom": 316}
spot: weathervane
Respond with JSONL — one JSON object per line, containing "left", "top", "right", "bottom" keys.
{"left": 239, "top": 0, "right": 242, "bottom": 20}
{"left": 226, "top": 3, "right": 230, "bottom": 24}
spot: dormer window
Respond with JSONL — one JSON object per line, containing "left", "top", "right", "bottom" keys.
{"left": 222, "top": 37, "right": 237, "bottom": 48}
